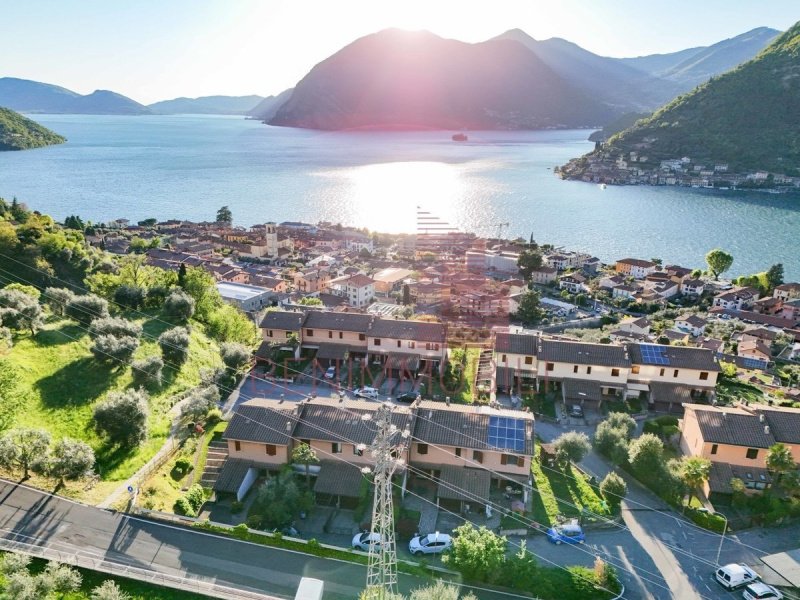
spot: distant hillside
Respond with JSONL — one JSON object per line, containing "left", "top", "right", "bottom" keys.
{"left": 148, "top": 95, "right": 264, "bottom": 115}
{"left": 269, "top": 29, "right": 613, "bottom": 130}
{"left": 567, "top": 21, "right": 800, "bottom": 176}
{"left": 587, "top": 112, "right": 650, "bottom": 142}
{"left": 620, "top": 27, "right": 780, "bottom": 88}
{"left": 0, "top": 77, "right": 150, "bottom": 115}
{"left": 0, "top": 107, "right": 65, "bottom": 151}
{"left": 248, "top": 88, "right": 294, "bottom": 121}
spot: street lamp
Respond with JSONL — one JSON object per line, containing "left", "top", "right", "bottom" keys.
{"left": 715, "top": 511, "right": 729, "bottom": 566}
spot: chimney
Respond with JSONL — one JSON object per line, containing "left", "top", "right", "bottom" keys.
{"left": 286, "top": 421, "right": 292, "bottom": 432}
{"left": 445, "top": 397, "right": 451, "bottom": 406}
{"left": 764, "top": 425, "right": 770, "bottom": 435}
{"left": 759, "top": 414, "right": 765, "bottom": 423}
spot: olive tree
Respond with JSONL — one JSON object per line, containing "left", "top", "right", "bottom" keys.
{"left": 553, "top": 431, "right": 591, "bottom": 465}
{"left": 0, "top": 289, "right": 44, "bottom": 335}
{"left": 0, "top": 427, "right": 51, "bottom": 478}
{"left": 220, "top": 341, "right": 251, "bottom": 373}
{"left": 89, "top": 317, "right": 142, "bottom": 339}
{"left": 158, "top": 326, "right": 191, "bottom": 366}
{"left": 48, "top": 438, "right": 96, "bottom": 485}
{"left": 599, "top": 472, "right": 628, "bottom": 510}
{"left": 66, "top": 294, "right": 109, "bottom": 326}
{"left": 180, "top": 385, "right": 221, "bottom": 422}
{"left": 43, "top": 287, "right": 76, "bottom": 316}
{"left": 91, "top": 580, "right": 131, "bottom": 600}
{"left": 93, "top": 389, "right": 149, "bottom": 448}
{"left": 164, "top": 288, "right": 195, "bottom": 321}
{"left": 90, "top": 334, "right": 140, "bottom": 364}
{"left": 131, "top": 355, "right": 164, "bottom": 388}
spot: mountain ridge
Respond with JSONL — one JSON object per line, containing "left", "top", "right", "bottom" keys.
{"left": 148, "top": 95, "right": 265, "bottom": 115}
{"left": 0, "top": 77, "right": 150, "bottom": 115}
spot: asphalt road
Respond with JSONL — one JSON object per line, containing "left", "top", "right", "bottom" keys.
{"left": 0, "top": 479, "right": 522, "bottom": 600}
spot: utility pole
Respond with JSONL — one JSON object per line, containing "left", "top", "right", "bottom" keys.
{"left": 363, "top": 403, "right": 406, "bottom": 599}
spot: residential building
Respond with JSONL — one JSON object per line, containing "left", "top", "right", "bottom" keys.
{"left": 530, "top": 267, "right": 558, "bottom": 285}
{"left": 738, "top": 339, "right": 771, "bottom": 362}
{"left": 371, "top": 268, "right": 413, "bottom": 295}
{"left": 615, "top": 258, "right": 657, "bottom": 279}
{"left": 302, "top": 311, "right": 373, "bottom": 362}
{"left": 494, "top": 332, "right": 538, "bottom": 391}
{"left": 367, "top": 319, "right": 447, "bottom": 373}
{"left": 680, "top": 278, "right": 705, "bottom": 296}
{"left": 294, "top": 269, "right": 332, "bottom": 293}
{"left": 558, "top": 272, "right": 588, "bottom": 294}
{"left": 675, "top": 314, "right": 708, "bottom": 337}
{"left": 216, "top": 281, "right": 273, "bottom": 312}
{"left": 260, "top": 310, "right": 304, "bottom": 343}
{"left": 774, "top": 283, "right": 800, "bottom": 301}
{"left": 617, "top": 317, "right": 651, "bottom": 337}
{"left": 713, "top": 287, "right": 759, "bottom": 311}
{"left": 329, "top": 274, "right": 376, "bottom": 308}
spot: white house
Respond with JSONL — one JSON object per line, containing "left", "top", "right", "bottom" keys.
{"left": 558, "top": 273, "right": 588, "bottom": 294}
{"left": 713, "top": 287, "right": 759, "bottom": 311}
{"left": 675, "top": 314, "right": 708, "bottom": 337}
{"left": 330, "top": 274, "right": 376, "bottom": 308}
{"left": 680, "top": 278, "right": 705, "bottom": 296}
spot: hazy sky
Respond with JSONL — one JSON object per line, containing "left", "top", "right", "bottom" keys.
{"left": 2, "top": 0, "right": 797, "bottom": 104}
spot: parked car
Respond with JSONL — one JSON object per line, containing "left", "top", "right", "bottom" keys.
{"left": 568, "top": 404, "right": 584, "bottom": 418}
{"left": 355, "top": 387, "right": 379, "bottom": 400}
{"left": 715, "top": 564, "right": 760, "bottom": 590}
{"left": 408, "top": 532, "right": 452, "bottom": 556}
{"left": 352, "top": 531, "right": 384, "bottom": 551}
{"left": 743, "top": 583, "right": 783, "bottom": 600}
{"left": 546, "top": 521, "right": 585, "bottom": 545}
{"left": 324, "top": 366, "right": 336, "bottom": 380}
{"left": 396, "top": 392, "right": 420, "bottom": 403}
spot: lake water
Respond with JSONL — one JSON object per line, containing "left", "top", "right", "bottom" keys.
{"left": 1, "top": 114, "right": 798, "bottom": 278}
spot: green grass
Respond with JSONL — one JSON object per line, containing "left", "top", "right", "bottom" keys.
{"left": 3, "top": 313, "right": 223, "bottom": 500}
{"left": 524, "top": 391, "right": 558, "bottom": 419}
{"left": 194, "top": 421, "right": 227, "bottom": 479}
{"left": 716, "top": 378, "right": 766, "bottom": 405}
{"left": 0, "top": 553, "right": 207, "bottom": 599}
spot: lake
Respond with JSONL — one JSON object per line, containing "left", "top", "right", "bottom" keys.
{"left": 1, "top": 114, "right": 798, "bottom": 278}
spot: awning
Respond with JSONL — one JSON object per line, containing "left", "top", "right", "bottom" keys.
{"left": 626, "top": 382, "right": 650, "bottom": 392}
{"left": 649, "top": 382, "right": 695, "bottom": 405}
{"left": 214, "top": 459, "right": 254, "bottom": 493}
{"left": 314, "top": 461, "right": 366, "bottom": 497}
{"left": 562, "top": 378, "right": 604, "bottom": 402}
{"left": 317, "top": 343, "right": 350, "bottom": 361}
{"left": 437, "top": 466, "right": 490, "bottom": 503}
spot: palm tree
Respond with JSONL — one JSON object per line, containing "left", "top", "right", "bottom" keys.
{"left": 766, "top": 442, "right": 795, "bottom": 486}
{"left": 292, "top": 442, "right": 319, "bottom": 488}
{"left": 681, "top": 456, "right": 711, "bottom": 508}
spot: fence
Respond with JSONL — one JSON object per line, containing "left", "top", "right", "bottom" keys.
{"left": 0, "top": 535, "right": 281, "bottom": 600}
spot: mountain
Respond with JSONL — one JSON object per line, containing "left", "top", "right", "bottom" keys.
{"left": 563, "top": 21, "right": 800, "bottom": 177}
{"left": 0, "top": 107, "right": 65, "bottom": 151}
{"left": 269, "top": 29, "right": 614, "bottom": 131}
{"left": 148, "top": 95, "right": 264, "bottom": 115}
{"left": 0, "top": 77, "right": 150, "bottom": 114}
{"left": 248, "top": 88, "right": 294, "bottom": 121}
{"left": 620, "top": 27, "right": 780, "bottom": 88}
{"left": 587, "top": 112, "right": 649, "bottom": 142}
{"left": 493, "top": 29, "right": 682, "bottom": 112}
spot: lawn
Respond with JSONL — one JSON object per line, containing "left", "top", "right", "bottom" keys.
{"left": 3, "top": 313, "right": 223, "bottom": 502}
{"left": 530, "top": 448, "right": 609, "bottom": 526}
{"left": 715, "top": 378, "right": 766, "bottom": 405}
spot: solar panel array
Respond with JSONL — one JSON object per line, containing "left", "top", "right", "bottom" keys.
{"left": 638, "top": 344, "right": 670, "bottom": 365}
{"left": 741, "top": 357, "right": 767, "bottom": 370}
{"left": 488, "top": 416, "right": 526, "bottom": 451}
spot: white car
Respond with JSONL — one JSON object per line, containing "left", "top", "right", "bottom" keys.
{"left": 408, "top": 532, "right": 452, "bottom": 556}
{"left": 352, "top": 531, "right": 384, "bottom": 551}
{"left": 323, "top": 366, "right": 336, "bottom": 380}
{"left": 743, "top": 582, "right": 783, "bottom": 600}
{"left": 715, "top": 563, "right": 760, "bottom": 590}
{"left": 354, "top": 387, "right": 379, "bottom": 400}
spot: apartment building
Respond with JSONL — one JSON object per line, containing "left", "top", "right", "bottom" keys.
{"left": 615, "top": 258, "right": 657, "bottom": 279}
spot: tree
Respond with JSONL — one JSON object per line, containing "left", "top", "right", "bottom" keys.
{"left": 66, "top": 294, "right": 109, "bottom": 326}
{"left": 0, "top": 427, "right": 51, "bottom": 478}
{"left": 180, "top": 386, "right": 221, "bottom": 422}
{"left": 131, "top": 355, "right": 164, "bottom": 388}
{"left": 0, "top": 551, "right": 31, "bottom": 575}
{"left": 628, "top": 433, "right": 665, "bottom": 479}
{"left": 252, "top": 469, "right": 312, "bottom": 529}
{"left": 766, "top": 442, "right": 795, "bottom": 486}
{"left": 605, "top": 412, "right": 637, "bottom": 437}
{"left": 3, "top": 283, "right": 40, "bottom": 299}
{"left": 43, "top": 287, "right": 76, "bottom": 316}
{"left": 517, "top": 249, "right": 543, "bottom": 280}
{"left": 402, "top": 284, "right": 411, "bottom": 306}
{"left": 679, "top": 456, "right": 711, "bottom": 507}
{"left": 48, "top": 438, "right": 96, "bottom": 485}
{"left": 0, "top": 289, "right": 44, "bottom": 335}
{"left": 179, "top": 267, "right": 221, "bottom": 321}
{"left": 292, "top": 442, "right": 319, "bottom": 488}
{"left": 297, "top": 296, "right": 323, "bottom": 306}
{"left": 41, "top": 561, "right": 82, "bottom": 596}
{"left": 409, "top": 581, "right": 478, "bottom": 600}
{"left": 216, "top": 206, "right": 233, "bottom": 225}
{"left": 599, "top": 472, "right": 627, "bottom": 510}
{"left": 220, "top": 342, "right": 251, "bottom": 373}
{"left": 64, "top": 215, "right": 85, "bottom": 230}
{"left": 765, "top": 263, "right": 784, "bottom": 292}
{"left": 206, "top": 302, "right": 258, "bottom": 344}
{"left": 442, "top": 524, "right": 507, "bottom": 584}
{"left": 593, "top": 422, "right": 630, "bottom": 465}
{"left": 114, "top": 284, "right": 146, "bottom": 309}
{"left": 159, "top": 326, "right": 191, "bottom": 366}
{"left": 91, "top": 334, "right": 140, "bottom": 365}
{"left": 515, "top": 289, "right": 543, "bottom": 325}
{"left": 91, "top": 580, "right": 131, "bottom": 600}
{"left": 0, "top": 359, "right": 28, "bottom": 431}
{"left": 501, "top": 544, "right": 538, "bottom": 592}
{"left": 90, "top": 317, "right": 142, "bottom": 339}
{"left": 177, "top": 263, "right": 187, "bottom": 287}
{"left": 164, "top": 288, "right": 195, "bottom": 321}
{"left": 553, "top": 431, "right": 591, "bottom": 466}
{"left": 93, "top": 389, "right": 149, "bottom": 448}
{"left": 705, "top": 248, "right": 733, "bottom": 280}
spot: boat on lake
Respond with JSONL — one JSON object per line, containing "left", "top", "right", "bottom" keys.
{"left": 452, "top": 133, "right": 468, "bottom": 142}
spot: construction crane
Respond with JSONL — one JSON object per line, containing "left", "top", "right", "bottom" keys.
{"left": 494, "top": 222, "right": 510, "bottom": 239}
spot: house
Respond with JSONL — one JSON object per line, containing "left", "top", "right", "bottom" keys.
{"left": 598, "top": 275, "right": 626, "bottom": 290}
{"left": 617, "top": 317, "right": 651, "bottom": 337}
{"left": 371, "top": 268, "right": 413, "bottom": 295}
{"left": 329, "top": 274, "right": 375, "bottom": 308}
{"left": 494, "top": 332, "right": 539, "bottom": 391}
{"left": 612, "top": 285, "right": 639, "bottom": 300}
{"left": 615, "top": 258, "right": 657, "bottom": 279}
{"left": 367, "top": 319, "right": 447, "bottom": 374}
{"left": 558, "top": 272, "right": 588, "bottom": 294}
{"left": 774, "top": 283, "right": 800, "bottom": 301}
{"left": 738, "top": 339, "right": 771, "bottom": 363}
{"left": 302, "top": 311, "right": 373, "bottom": 362}
{"left": 753, "top": 296, "right": 783, "bottom": 315}
{"left": 260, "top": 310, "right": 304, "bottom": 344}
{"left": 675, "top": 314, "right": 707, "bottom": 337}
{"left": 529, "top": 267, "right": 558, "bottom": 285}
{"left": 679, "top": 404, "right": 800, "bottom": 499}
{"left": 680, "top": 278, "right": 705, "bottom": 296}
{"left": 628, "top": 343, "right": 720, "bottom": 406}
{"left": 713, "top": 287, "right": 759, "bottom": 311}
{"left": 216, "top": 281, "right": 273, "bottom": 312}
{"left": 294, "top": 269, "right": 332, "bottom": 293}
{"left": 409, "top": 282, "right": 451, "bottom": 305}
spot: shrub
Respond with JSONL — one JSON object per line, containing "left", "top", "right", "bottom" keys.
{"left": 159, "top": 326, "right": 191, "bottom": 366}
{"left": 90, "top": 333, "right": 140, "bottom": 364}
{"left": 180, "top": 385, "right": 221, "bottom": 421}
{"left": 131, "top": 355, "right": 164, "bottom": 388}
{"left": 599, "top": 472, "right": 627, "bottom": 510}
{"left": 173, "top": 496, "right": 195, "bottom": 517}
{"left": 114, "top": 284, "right": 147, "bottom": 309}
{"left": 185, "top": 483, "right": 206, "bottom": 512}
{"left": 220, "top": 341, "right": 251, "bottom": 372}
{"left": 233, "top": 523, "right": 250, "bottom": 538}
{"left": 89, "top": 316, "right": 142, "bottom": 339}
{"left": 246, "top": 514, "right": 263, "bottom": 528}
{"left": 44, "top": 287, "right": 76, "bottom": 316}
{"left": 173, "top": 456, "right": 192, "bottom": 476}
{"left": 65, "top": 294, "right": 109, "bottom": 326}
{"left": 206, "top": 407, "right": 223, "bottom": 424}
{"left": 231, "top": 500, "right": 244, "bottom": 514}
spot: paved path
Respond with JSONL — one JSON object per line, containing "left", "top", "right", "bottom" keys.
{"left": 0, "top": 479, "right": 517, "bottom": 600}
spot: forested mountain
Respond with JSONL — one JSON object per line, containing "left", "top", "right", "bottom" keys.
{"left": 0, "top": 78, "right": 150, "bottom": 114}
{"left": 0, "top": 107, "right": 65, "bottom": 151}
{"left": 148, "top": 95, "right": 264, "bottom": 115}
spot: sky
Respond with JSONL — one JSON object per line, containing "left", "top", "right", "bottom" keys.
{"left": 1, "top": 0, "right": 798, "bottom": 104}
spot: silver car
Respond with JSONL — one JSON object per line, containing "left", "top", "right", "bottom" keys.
{"left": 408, "top": 532, "right": 452, "bottom": 556}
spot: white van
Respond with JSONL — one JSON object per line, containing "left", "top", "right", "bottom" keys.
{"left": 714, "top": 563, "right": 759, "bottom": 590}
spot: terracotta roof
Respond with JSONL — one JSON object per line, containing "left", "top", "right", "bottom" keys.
{"left": 539, "top": 339, "right": 630, "bottom": 368}
{"left": 495, "top": 332, "right": 539, "bottom": 356}
{"left": 367, "top": 319, "right": 445, "bottom": 343}
{"left": 225, "top": 399, "right": 298, "bottom": 444}
{"left": 617, "top": 258, "right": 655, "bottom": 268}
{"left": 260, "top": 310, "right": 305, "bottom": 331}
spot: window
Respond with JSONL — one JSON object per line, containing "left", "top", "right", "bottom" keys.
{"left": 525, "top": 356, "right": 533, "bottom": 365}
{"left": 354, "top": 445, "right": 363, "bottom": 456}
{"left": 234, "top": 441, "right": 241, "bottom": 452}
{"left": 501, "top": 454, "right": 524, "bottom": 467}
{"left": 332, "top": 442, "right": 342, "bottom": 454}
{"left": 455, "top": 448, "right": 462, "bottom": 458}
{"left": 546, "top": 363, "right": 554, "bottom": 372}
{"left": 306, "top": 329, "right": 313, "bottom": 337}
{"left": 473, "top": 450, "right": 483, "bottom": 463}
{"left": 573, "top": 365, "right": 579, "bottom": 373}
{"left": 374, "top": 338, "right": 381, "bottom": 346}
{"left": 659, "top": 368, "right": 665, "bottom": 376}
{"left": 700, "top": 372, "right": 709, "bottom": 381}
{"left": 408, "top": 341, "right": 415, "bottom": 349}
{"left": 417, "top": 443, "right": 428, "bottom": 455}
{"left": 501, "top": 354, "right": 507, "bottom": 363}
{"left": 328, "top": 331, "right": 333, "bottom": 338}
{"left": 268, "top": 330, "right": 274, "bottom": 337}
{"left": 632, "top": 365, "right": 640, "bottom": 374}
{"left": 746, "top": 448, "right": 758, "bottom": 460}
{"left": 359, "top": 333, "right": 365, "bottom": 341}
{"left": 673, "top": 369, "right": 679, "bottom": 378}
{"left": 285, "top": 331, "right": 292, "bottom": 338}
{"left": 611, "top": 368, "right": 620, "bottom": 377}
{"left": 397, "top": 340, "right": 401, "bottom": 348}
{"left": 586, "top": 366, "right": 592, "bottom": 375}
{"left": 339, "top": 331, "right": 343, "bottom": 339}
{"left": 265, "top": 444, "right": 276, "bottom": 456}
{"left": 711, "top": 444, "right": 718, "bottom": 455}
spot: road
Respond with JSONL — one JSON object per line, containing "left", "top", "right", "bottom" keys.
{"left": 0, "top": 479, "right": 522, "bottom": 600}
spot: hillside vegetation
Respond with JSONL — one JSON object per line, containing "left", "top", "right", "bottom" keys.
{"left": 598, "top": 21, "right": 800, "bottom": 174}
{"left": 0, "top": 107, "right": 65, "bottom": 151}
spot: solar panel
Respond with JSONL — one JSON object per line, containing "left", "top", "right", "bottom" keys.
{"left": 741, "top": 357, "right": 767, "bottom": 370}
{"left": 488, "top": 416, "right": 526, "bottom": 452}
{"left": 638, "top": 344, "right": 670, "bottom": 366}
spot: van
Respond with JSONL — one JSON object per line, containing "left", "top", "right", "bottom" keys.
{"left": 714, "top": 563, "right": 759, "bottom": 590}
